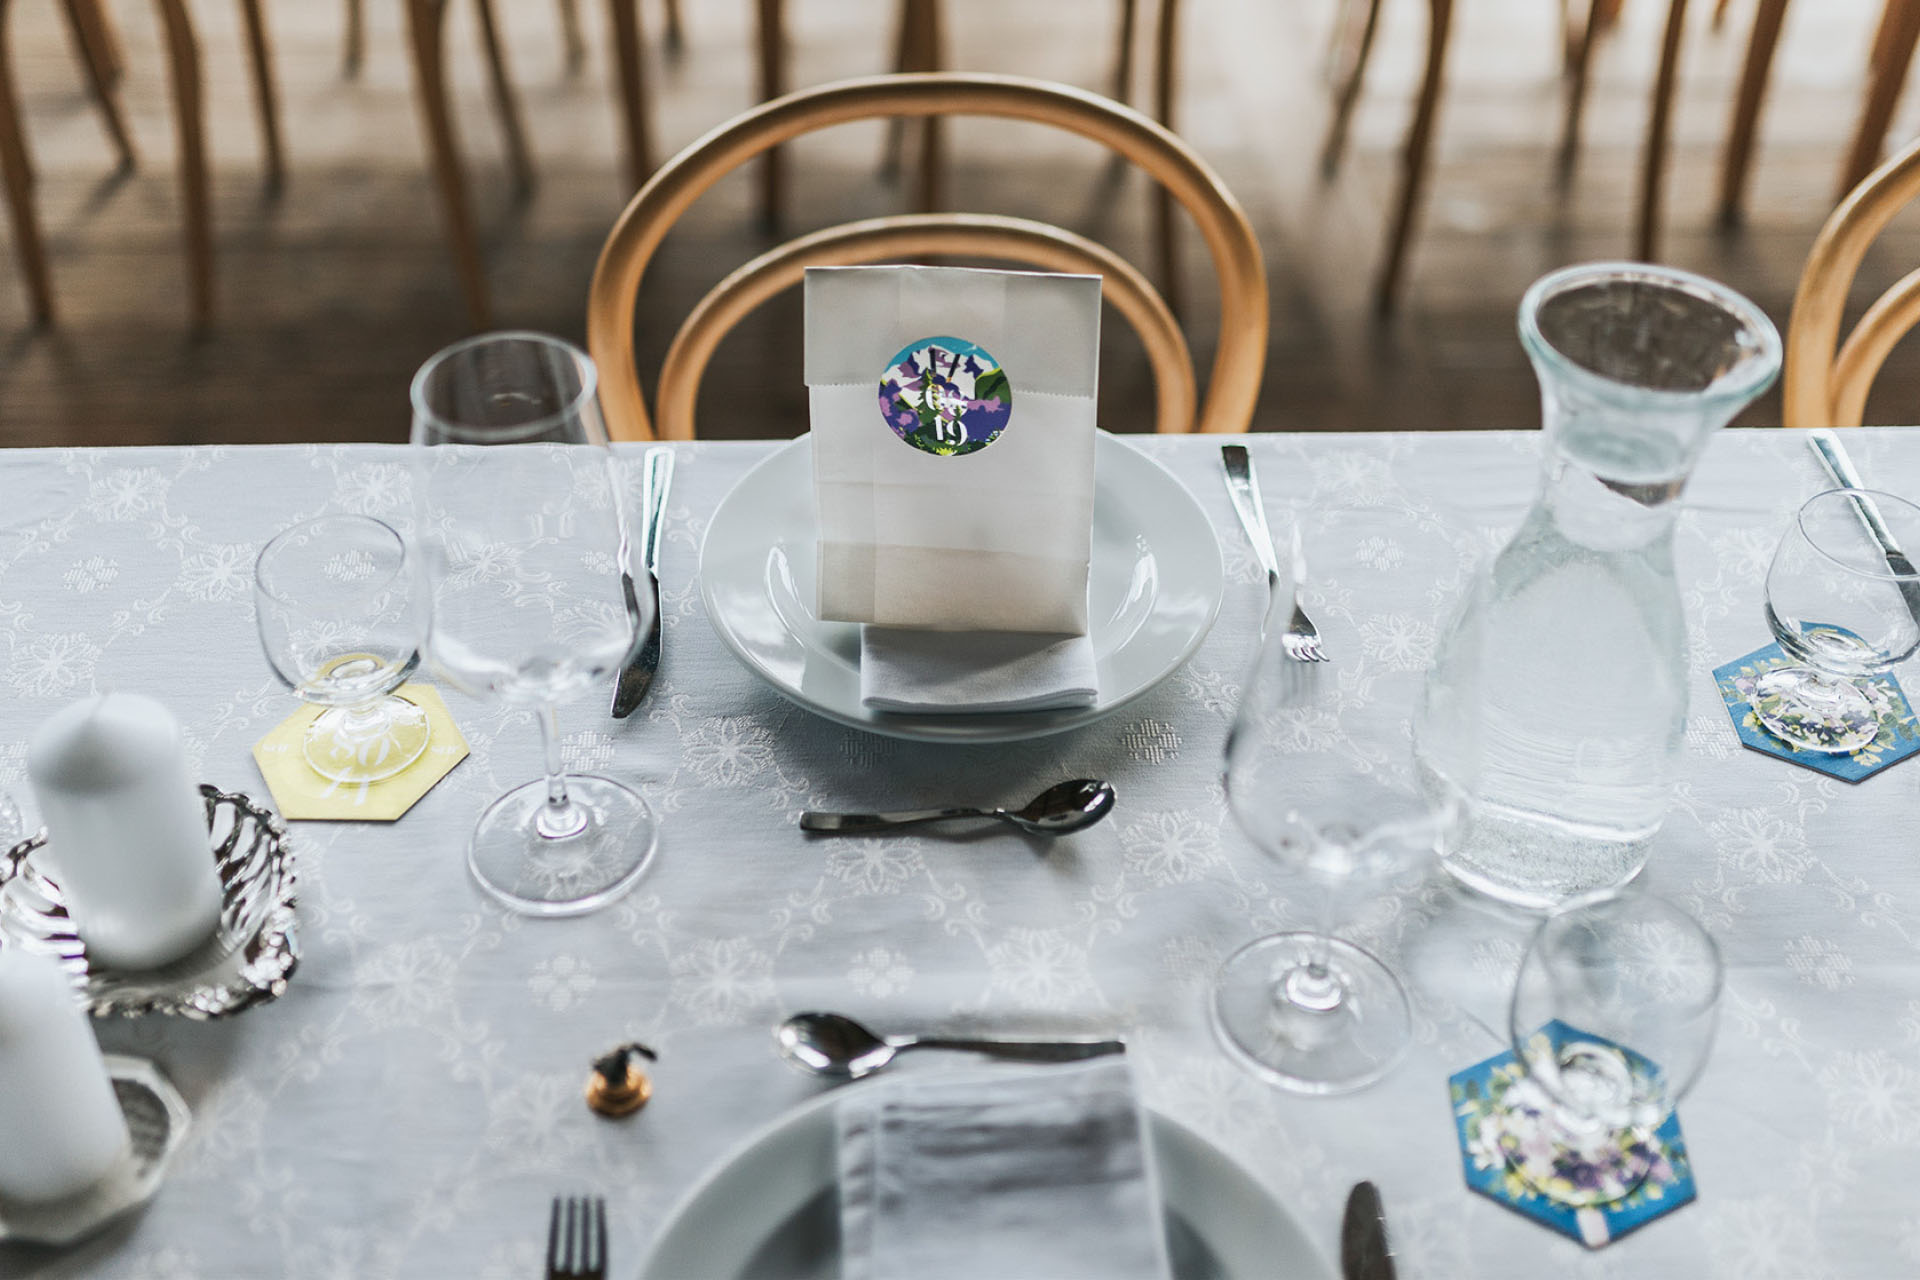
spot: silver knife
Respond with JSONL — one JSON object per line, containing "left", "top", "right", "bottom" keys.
{"left": 1807, "top": 429, "right": 1920, "bottom": 624}
{"left": 611, "top": 447, "right": 674, "bottom": 718}
{"left": 1221, "top": 443, "right": 1286, "bottom": 635}
{"left": 1340, "top": 1180, "right": 1396, "bottom": 1280}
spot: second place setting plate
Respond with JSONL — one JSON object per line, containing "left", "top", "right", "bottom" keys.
{"left": 699, "top": 433, "right": 1224, "bottom": 743}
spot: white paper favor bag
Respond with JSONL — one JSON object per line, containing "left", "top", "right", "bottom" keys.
{"left": 807, "top": 264, "right": 1100, "bottom": 635}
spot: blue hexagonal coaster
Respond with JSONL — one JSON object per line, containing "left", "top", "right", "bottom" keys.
{"left": 1714, "top": 641, "right": 1920, "bottom": 781}
{"left": 1448, "top": 1029, "right": 1696, "bottom": 1249}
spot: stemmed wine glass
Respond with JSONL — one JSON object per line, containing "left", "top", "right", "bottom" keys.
{"left": 1504, "top": 890, "right": 1721, "bottom": 1206}
{"left": 410, "top": 332, "right": 656, "bottom": 916}
{"left": 254, "top": 515, "right": 431, "bottom": 784}
{"left": 1756, "top": 487, "right": 1920, "bottom": 753}
{"left": 1211, "top": 601, "right": 1470, "bottom": 1094}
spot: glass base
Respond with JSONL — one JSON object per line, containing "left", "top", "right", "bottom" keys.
{"left": 1210, "top": 932, "right": 1411, "bottom": 1095}
{"left": 468, "top": 775, "right": 657, "bottom": 917}
{"left": 303, "top": 697, "right": 431, "bottom": 783}
{"left": 1751, "top": 666, "right": 1879, "bottom": 754}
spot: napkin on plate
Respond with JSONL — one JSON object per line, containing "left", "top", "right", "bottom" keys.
{"left": 835, "top": 1058, "right": 1172, "bottom": 1280}
{"left": 858, "top": 627, "right": 1097, "bottom": 714}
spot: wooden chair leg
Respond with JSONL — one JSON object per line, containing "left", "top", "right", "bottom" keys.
{"left": 406, "top": 0, "right": 490, "bottom": 327}
{"left": 238, "top": 0, "right": 284, "bottom": 192}
{"left": 912, "top": 0, "right": 944, "bottom": 213}
{"left": 1717, "top": 0, "right": 1788, "bottom": 227}
{"left": 68, "top": 0, "right": 123, "bottom": 82}
{"left": 343, "top": 0, "right": 364, "bottom": 77}
{"left": 1320, "top": 0, "right": 1383, "bottom": 177}
{"left": 153, "top": 0, "right": 213, "bottom": 329}
{"left": 1374, "top": 0, "right": 1453, "bottom": 316}
{"left": 472, "top": 0, "right": 534, "bottom": 197}
{"left": 880, "top": 0, "right": 924, "bottom": 181}
{"left": 1111, "top": 0, "right": 1138, "bottom": 103}
{"left": 755, "top": 0, "right": 782, "bottom": 231}
{"left": 663, "top": 0, "right": 684, "bottom": 54}
{"left": 1838, "top": 0, "right": 1920, "bottom": 200}
{"left": 1636, "top": 0, "right": 1690, "bottom": 262}
{"left": 606, "top": 0, "right": 653, "bottom": 190}
{"left": 559, "top": 0, "right": 585, "bottom": 74}
{"left": 1154, "top": 0, "right": 1182, "bottom": 316}
{"left": 1556, "top": 0, "right": 1603, "bottom": 185}
{"left": 63, "top": 0, "right": 136, "bottom": 170}
{"left": 0, "top": 0, "right": 54, "bottom": 324}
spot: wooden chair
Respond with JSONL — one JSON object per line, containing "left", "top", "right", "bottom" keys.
{"left": 1782, "top": 133, "right": 1920, "bottom": 428}
{"left": 1714, "top": 0, "right": 1920, "bottom": 230}
{"left": 0, "top": 0, "right": 278, "bottom": 330}
{"left": 751, "top": 3, "right": 1175, "bottom": 299}
{"left": 1326, "top": 0, "right": 1920, "bottom": 308}
{"left": 0, "top": 0, "right": 138, "bottom": 324}
{"left": 148, "top": 0, "right": 284, "bottom": 330}
{"left": 408, "top": 0, "right": 654, "bottom": 328}
{"left": 586, "top": 72, "right": 1266, "bottom": 441}
{"left": 653, "top": 213, "right": 1194, "bottom": 441}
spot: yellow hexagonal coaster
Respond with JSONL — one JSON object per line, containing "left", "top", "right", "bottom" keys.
{"left": 252, "top": 683, "right": 469, "bottom": 821}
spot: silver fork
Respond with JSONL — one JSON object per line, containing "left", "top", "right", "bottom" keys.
{"left": 1221, "top": 444, "right": 1328, "bottom": 661}
{"left": 546, "top": 1195, "right": 607, "bottom": 1280}
{"left": 1280, "top": 525, "right": 1328, "bottom": 663}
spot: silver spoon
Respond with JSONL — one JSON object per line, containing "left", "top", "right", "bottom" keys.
{"left": 798, "top": 778, "right": 1115, "bottom": 837}
{"left": 775, "top": 1011, "right": 1126, "bottom": 1080}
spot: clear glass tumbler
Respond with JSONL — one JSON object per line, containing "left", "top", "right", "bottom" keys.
{"left": 254, "top": 514, "right": 431, "bottom": 784}
{"left": 1757, "top": 487, "right": 1920, "bottom": 753}
{"left": 1505, "top": 890, "right": 1721, "bottom": 1206}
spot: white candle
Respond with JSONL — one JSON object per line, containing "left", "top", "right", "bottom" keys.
{"left": 26, "top": 693, "right": 224, "bottom": 970}
{"left": 0, "top": 949, "right": 130, "bottom": 1203}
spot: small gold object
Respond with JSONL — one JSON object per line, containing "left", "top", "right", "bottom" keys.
{"left": 585, "top": 1042, "right": 656, "bottom": 1118}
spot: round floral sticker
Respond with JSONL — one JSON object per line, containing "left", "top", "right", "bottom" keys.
{"left": 877, "top": 336, "right": 1012, "bottom": 456}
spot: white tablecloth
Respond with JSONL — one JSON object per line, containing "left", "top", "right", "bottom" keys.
{"left": 2, "top": 430, "right": 1916, "bottom": 1279}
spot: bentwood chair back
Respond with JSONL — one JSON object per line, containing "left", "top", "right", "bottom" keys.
{"left": 587, "top": 72, "right": 1266, "bottom": 442}
{"left": 652, "top": 213, "right": 1194, "bottom": 441}
{"left": 1784, "top": 134, "right": 1920, "bottom": 429}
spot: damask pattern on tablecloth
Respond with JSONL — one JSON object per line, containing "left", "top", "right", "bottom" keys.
{"left": 1, "top": 432, "right": 1917, "bottom": 1278}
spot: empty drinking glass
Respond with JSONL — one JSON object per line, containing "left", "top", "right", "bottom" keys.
{"left": 1504, "top": 891, "right": 1721, "bottom": 1206}
{"left": 254, "top": 515, "right": 430, "bottom": 784}
{"left": 1757, "top": 487, "right": 1920, "bottom": 753}
{"left": 411, "top": 332, "right": 655, "bottom": 916}
{"left": 1211, "top": 612, "right": 1471, "bottom": 1094}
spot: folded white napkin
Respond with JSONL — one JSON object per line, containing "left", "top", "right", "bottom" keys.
{"left": 807, "top": 264, "right": 1100, "bottom": 636}
{"left": 860, "top": 626, "right": 1098, "bottom": 714}
{"left": 836, "top": 1059, "right": 1171, "bottom": 1280}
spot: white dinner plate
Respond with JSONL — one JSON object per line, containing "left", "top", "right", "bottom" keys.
{"left": 698, "top": 434, "right": 1225, "bottom": 743}
{"left": 635, "top": 1089, "right": 1336, "bottom": 1280}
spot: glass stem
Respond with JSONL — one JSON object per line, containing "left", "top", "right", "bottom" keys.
{"left": 534, "top": 704, "right": 586, "bottom": 839}
{"left": 337, "top": 698, "right": 389, "bottom": 738}
{"left": 1283, "top": 876, "right": 1347, "bottom": 1013}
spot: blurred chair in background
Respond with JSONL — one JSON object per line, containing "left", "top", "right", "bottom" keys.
{"left": 1783, "top": 132, "right": 1920, "bottom": 428}
{"left": 1, "top": 0, "right": 138, "bottom": 323}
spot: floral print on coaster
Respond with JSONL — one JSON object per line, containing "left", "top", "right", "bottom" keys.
{"left": 1713, "top": 641, "right": 1920, "bottom": 782}
{"left": 1449, "top": 1032, "right": 1697, "bottom": 1249}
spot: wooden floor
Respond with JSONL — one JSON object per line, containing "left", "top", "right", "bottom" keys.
{"left": 3, "top": 0, "right": 1920, "bottom": 446}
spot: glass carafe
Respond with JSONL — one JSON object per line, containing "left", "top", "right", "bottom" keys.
{"left": 1413, "top": 263, "right": 1781, "bottom": 909}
